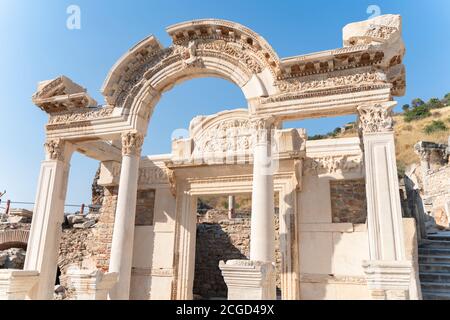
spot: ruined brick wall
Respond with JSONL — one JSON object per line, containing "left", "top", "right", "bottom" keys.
{"left": 91, "top": 186, "right": 118, "bottom": 271}
{"left": 193, "top": 210, "right": 281, "bottom": 299}
{"left": 330, "top": 179, "right": 367, "bottom": 223}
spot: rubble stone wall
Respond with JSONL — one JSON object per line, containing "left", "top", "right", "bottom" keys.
{"left": 330, "top": 179, "right": 367, "bottom": 223}
{"left": 193, "top": 209, "right": 281, "bottom": 299}
{"left": 423, "top": 164, "right": 450, "bottom": 226}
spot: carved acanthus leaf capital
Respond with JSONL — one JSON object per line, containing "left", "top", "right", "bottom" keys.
{"left": 121, "top": 131, "right": 144, "bottom": 156}
{"left": 357, "top": 102, "right": 395, "bottom": 134}
{"left": 44, "top": 139, "right": 65, "bottom": 161}
{"left": 250, "top": 116, "right": 277, "bottom": 144}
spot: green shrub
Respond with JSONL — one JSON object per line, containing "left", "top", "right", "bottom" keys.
{"left": 443, "top": 93, "right": 450, "bottom": 106}
{"left": 428, "top": 98, "right": 445, "bottom": 109}
{"left": 309, "top": 134, "right": 328, "bottom": 140}
{"left": 404, "top": 105, "right": 431, "bottom": 122}
{"left": 402, "top": 104, "right": 410, "bottom": 112}
{"left": 423, "top": 120, "right": 448, "bottom": 134}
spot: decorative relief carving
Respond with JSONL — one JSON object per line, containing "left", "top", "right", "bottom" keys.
{"left": 303, "top": 155, "right": 363, "bottom": 175}
{"left": 260, "top": 83, "right": 390, "bottom": 105}
{"left": 364, "top": 25, "right": 398, "bottom": 41}
{"left": 44, "top": 139, "right": 65, "bottom": 161}
{"left": 48, "top": 106, "right": 114, "bottom": 125}
{"left": 138, "top": 166, "right": 170, "bottom": 185}
{"left": 121, "top": 131, "right": 144, "bottom": 156}
{"left": 276, "top": 70, "right": 387, "bottom": 93}
{"left": 180, "top": 40, "right": 203, "bottom": 69}
{"left": 357, "top": 103, "right": 394, "bottom": 133}
{"left": 192, "top": 118, "right": 254, "bottom": 156}
{"left": 197, "top": 40, "right": 263, "bottom": 74}
{"left": 250, "top": 117, "right": 276, "bottom": 144}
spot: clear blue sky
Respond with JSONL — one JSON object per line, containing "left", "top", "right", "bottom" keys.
{"left": 0, "top": 0, "right": 449, "bottom": 210}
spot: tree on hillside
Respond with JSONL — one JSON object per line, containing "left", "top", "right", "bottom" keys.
{"left": 443, "top": 93, "right": 450, "bottom": 106}
{"left": 411, "top": 98, "right": 425, "bottom": 108}
{"left": 402, "top": 104, "right": 410, "bottom": 112}
{"left": 428, "top": 98, "right": 445, "bottom": 109}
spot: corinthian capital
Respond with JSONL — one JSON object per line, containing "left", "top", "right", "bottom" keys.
{"left": 357, "top": 102, "right": 396, "bottom": 134}
{"left": 44, "top": 138, "right": 65, "bottom": 161}
{"left": 121, "top": 131, "right": 144, "bottom": 156}
{"left": 250, "top": 116, "right": 276, "bottom": 144}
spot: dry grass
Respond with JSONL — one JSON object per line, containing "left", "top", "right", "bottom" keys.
{"left": 393, "top": 106, "right": 450, "bottom": 169}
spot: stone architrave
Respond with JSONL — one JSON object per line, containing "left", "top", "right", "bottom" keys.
{"left": 219, "top": 260, "right": 275, "bottom": 300}
{"left": 0, "top": 270, "right": 39, "bottom": 300}
{"left": 66, "top": 267, "right": 118, "bottom": 300}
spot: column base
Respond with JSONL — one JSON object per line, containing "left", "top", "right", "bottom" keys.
{"left": 66, "top": 267, "right": 118, "bottom": 300}
{"left": 362, "top": 260, "right": 412, "bottom": 300}
{"left": 0, "top": 270, "right": 39, "bottom": 300}
{"left": 219, "top": 260, "right": 276, "bottom": 300}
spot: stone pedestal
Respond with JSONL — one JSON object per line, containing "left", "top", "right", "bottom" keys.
{"left": 67, "top": 268, "right": 118, "bottom": 300}
{"left": 362, "top": 260, "right": 412, "bottom": 300}
{"left": 0, "top": 270, "right": 39, "bottom": 300}
{"left": 219, "top": 260, "right": 276, "bottom": 300}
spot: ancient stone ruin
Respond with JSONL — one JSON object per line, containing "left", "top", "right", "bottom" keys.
{"left": 1, "top": 14, "right": 427, "bottom": 300}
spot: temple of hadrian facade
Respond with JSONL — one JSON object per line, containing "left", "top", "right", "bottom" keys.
{"left": 0, "top": 14, "right": 420, "bottom": 300}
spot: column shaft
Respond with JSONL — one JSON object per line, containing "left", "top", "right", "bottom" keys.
{"left": 250, "top": 118, "right": 275, "bottom": 263}
{"left": 108, "top": 132, "right": 143, "bottom": 300}
{"left": 24, "top": 139, "right": 71, "bottom": 300}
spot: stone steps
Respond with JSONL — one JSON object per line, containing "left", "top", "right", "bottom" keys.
{"left": 420, "top": 263, "right": 450, "bottom": 274}
{"left": 427, "top": 234, "right": 450, "bottom": 242}
{"left": 420, "top": 240, "right": 450, "bottom": 248}
{"left": 422, "top": 291, "right": 450, "bottom": 300}
{"left": 419, "top": 247, "right": 450, "bottom": 256}
{"left": 421, "top": 281, "right": 450, "bottom": 293}
{"left": 419, "top": 234, "right": 450, "bottom": 300}
{"left": 420, "top": 272, "right": 450, "bottom": 283}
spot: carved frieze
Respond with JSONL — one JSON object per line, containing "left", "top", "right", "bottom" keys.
{"left": 138, "top": 166, "right": 170, "bottom": 184}
{"left": 303, "top": 155, "right": 363, "bottom": 175}
{"left": 46, "top": 106, "right": 114, "bottom": 130}
{"left": 192, "top": 118, "right": 254, "bottom": 156}
{"left": 275, "top": 70, "right": 387, "bottom": 93}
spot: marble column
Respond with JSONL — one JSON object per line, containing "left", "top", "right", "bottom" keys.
{"left": 108, "top": 131, "right": 144, "bottom": 300}
{"left": 250, "top": 117, "right": 276, "bottom": 264}
{"left": 357, "top": 102, "right": 411, "bottom": 299}
{"left": 24, "top": 139, "right": 73, "bottom": 300}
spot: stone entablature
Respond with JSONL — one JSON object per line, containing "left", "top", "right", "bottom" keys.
{"left": 303, "top": 137, "right": 364, "bottom": 176}
{"left": 33, "top": 14, "right": 405, "bottom": 142}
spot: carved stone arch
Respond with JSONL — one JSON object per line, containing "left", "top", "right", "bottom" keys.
{"left": 101, "top": 19, "right": 281, "bottom": 132}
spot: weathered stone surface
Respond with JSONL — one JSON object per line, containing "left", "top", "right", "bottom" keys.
{"left": 0, "top": 248, "right": 26, "bottom": 269}
{"left": 330, "top": 179, "right": 367, "bottom": 223}
{"left": 73, "top": 220, "right": 95, "bottom": 229}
